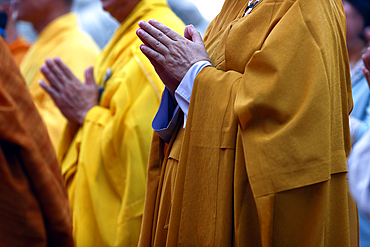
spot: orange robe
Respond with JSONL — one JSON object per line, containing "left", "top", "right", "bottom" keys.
{"left": 7, "top": 35, "right": 30, "bottom": 65}
{"left": 0, "top": 38, "right": 74, "bottom": 247}
{"left": 139, "top": 0, "right": 358, "bottom": 246}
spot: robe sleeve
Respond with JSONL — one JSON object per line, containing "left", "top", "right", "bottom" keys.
{"left": 152, "top": 87, "right": 181, "bottom": 143}
{"left": 0, "top": 38, "right": 74, "bottom": 247}
{"left": 152, "top": 60, "right": 212, "bottom": 143}
{"left": 174, "top": 60, "right": 212, "bottom": 128}
{"left": 192, "top": 1, "right": 351, "bottom": 197}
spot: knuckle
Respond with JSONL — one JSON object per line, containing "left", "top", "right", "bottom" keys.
{"left": 154, "top": 53, "right": 161, "bottom": 61}
{"left": 163, "top": 27, "right": 170, "bottom": 35}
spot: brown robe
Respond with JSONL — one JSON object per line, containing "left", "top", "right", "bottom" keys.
{"left": 139, "top": 0, "right": 358, "bottom": 246}
{"left": 0, "top": 38, "right": 74, "bottom": 247}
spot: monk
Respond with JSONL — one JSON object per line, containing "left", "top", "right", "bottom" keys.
{"left": 136, "top": 0, "right": 358, "bottom": 246}
{"left": 15, "top": 0, "right": 99, "bottom": 150}
{"left": 0, "top": 0, "right": 30, "bottom": 65}
{"left": 0, "top": 38, "right": 73, "bottom": 247}
{"left": 39, "top": 0, "right": 184, "bottom": 246}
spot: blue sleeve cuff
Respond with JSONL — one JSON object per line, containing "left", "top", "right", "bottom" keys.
{"left": 152, "top": 61, "right": 212, "bottom": 142}
{"left": 152, "top": 87, "right": 181, "bottom": 143}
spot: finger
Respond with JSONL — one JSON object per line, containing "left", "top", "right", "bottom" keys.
{"left": 54, "top": 56, "right": 78, "bottom": 81}
{"left": 136, "top": 28, "right": 169, "bottom": 54}
{"left": 147, "top": 19, "right": 183, "bottom": 41}
{"left": 140, "top": 44, "right": 166, "bottom": 66}
{"left": 45, "top": 58, "right": 70, "bottom": 86}
{"left": 85, "top": 66, "right": 95, "bottom": 85}
{"left": 39, "top": 79, "right": 60, "bottom": 103}
{"left": 184, "top": 25, "right": 203, "bottom": 44}
{"left": 40, "top": 65, "right": 64, "bottom": 92}
{"left": 140, "top": 33, "right": 154, "bottom": 49}
{"left": 184, "top": 25, "right": 192, "bottom": 40}
{"left": 141, "top": 50, "right": 165, "bottom": 74}
{"left": 138, "top": 21, "right": 173, "bottom": 47}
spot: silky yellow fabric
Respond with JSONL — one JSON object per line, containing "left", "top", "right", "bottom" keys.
{"left": 139, "top": 0, "right": 358, "bottom": 246}
{"left": 58, "top": 1, "right": 184, "bottom": 246}
{"left": 20, "top": 13, "right": 100, "bottom": 150}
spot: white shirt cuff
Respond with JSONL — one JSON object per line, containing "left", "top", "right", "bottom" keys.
{"left": 175, "top": 60, "right": 212, "bottom": 128}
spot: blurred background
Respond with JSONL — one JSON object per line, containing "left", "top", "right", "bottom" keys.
{"left": 17, "top": 0, "right": 225, "bottom": 49}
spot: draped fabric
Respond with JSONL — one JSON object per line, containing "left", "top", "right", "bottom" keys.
{"left": 58, "top": 1, "right": 185, "bottom": 246}
{"left": 7, "top": 35, "right": 30, "bottom": 65}
{"left": 20, "top": 13, "right": 100, "bottom": 150}
{"left": 0, "top": 38, "right": 73, "bottom": 247}
{"left": 139, "top": 0, "right": 358, "bottom": 246}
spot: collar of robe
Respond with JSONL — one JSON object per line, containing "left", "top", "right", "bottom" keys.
{"left": 243, "top": 0, "right": 261, "bottom": 17}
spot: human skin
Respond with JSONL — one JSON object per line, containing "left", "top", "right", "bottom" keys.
{"left": 39, "top": 0, "right": 143, "bottom": 125}
{"left": 136, "top": 19, "right": 210, "bottom": 95}
{"left": 40, "top": 58, "right": 99, "bottom": 125}
{"left": 101, "top": 0, "right": 141, "bottom": 23}
{"left": 12, "top": 0, "right": 70, "bottom": 33}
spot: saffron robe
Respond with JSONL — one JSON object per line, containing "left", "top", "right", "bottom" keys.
{"left": 7, "top": 35, "right": 30, "bottom": 65}
{"left": 20, "top": 13, "right": 100, "bottom": 150}
{"left": 139, "top": 0, "right": 358, "bottom": 246}
{"left": 58, "top": 1, "right": 185, "bottom": 246}
{"left": 0, "top": 38, "right": 73, "bottom": 247}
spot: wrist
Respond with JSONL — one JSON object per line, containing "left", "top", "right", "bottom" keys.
{"left": 78, "top": 104, "right": 98, "bottom": 125}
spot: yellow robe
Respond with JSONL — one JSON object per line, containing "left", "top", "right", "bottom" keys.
{"left": 139, "top": 0, "right": 358, "bottom": 246}
{"left": 58, "top": 1, "right": 185, "bottom": 246}
{"left": 20, "top": 13, "right": 100, "bottom": 150}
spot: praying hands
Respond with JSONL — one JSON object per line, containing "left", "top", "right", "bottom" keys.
{"left": 39, "top": 57, "right": 99, "bottom": 125}
{"left": 136, "top": 19, "right": 210, "bottom": 95}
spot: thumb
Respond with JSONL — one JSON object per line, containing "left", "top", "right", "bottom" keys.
{"left": 184, "top": 25, "right": 203, "bottom": 44}
{"left": 85, "top": 66, "right": 95, "bottom": 85}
